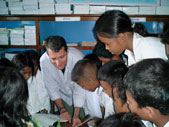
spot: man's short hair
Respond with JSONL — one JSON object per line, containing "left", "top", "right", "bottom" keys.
{"left": 45, "top": 36, "right": 67, "bottom": 52}
{"left": 124, "top": 58, "right": 169, "bottom": 115}
{"left": 98, "top": 112, "right": 145, "bottom": 127}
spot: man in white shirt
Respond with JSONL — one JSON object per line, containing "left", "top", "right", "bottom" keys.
{"left": 40, "top": 36, "right": 85, "bottom": 124}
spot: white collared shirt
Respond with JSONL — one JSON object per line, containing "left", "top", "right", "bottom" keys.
{"left": 164, "top": 121, "right": 169, "bottom": 127}
{"left": 83, "top": 88, "right": 102, "bottom": 118}
{"left": 40, "top": 47, "right": 85, "bottom": 107}
{"left": 27, "top": 76, "right": 41, "bottom": 115}
{"left": 35, "top": 69, "right": 51, "bottom": 112}
{"left": 125, "top": 33, "right": 168, "bottom": 66}
{"left": 99, "top": 87, "right": 115, "bottom": 119}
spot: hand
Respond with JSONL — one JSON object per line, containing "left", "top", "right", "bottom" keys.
{"left": 40, "top": 109, "right": 48, "bottom": 114}
{"left": 72, "top": 117, "right": 81, "bottom": 127}
{"left": 60, "top": 111, "right": 72, "bottom": 123}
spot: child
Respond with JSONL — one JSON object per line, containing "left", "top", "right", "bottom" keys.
{"left": 12, "top": 52, "right": 48, "bottom": 115}
{"left": 93, "top": 40, "right": 124, "bottom": 65}
{"left": 124, "top": 58, "right": 169, "bottom": 127}
{"left": 24, "top": 50, "right": 51, "bottom": 113}
{"left": 98, "top": 112, "right": 146, "bottom": 127}
{"left": 12, "top": 52, "right": 34, "bottom": 81}
{"left": 94, "top": 10, "right": 168, "bottom": 66}
{"left": 97, "top": 60, "right": 128, "bottom": 118}
{"left": 84, "top": 53, "right": 102, "bottom": 69}
{"left": 71, "top": 59, "right": 102, "bottom": 125}
{"left": 0, "top": 67, "right": 36, "bottom": 127}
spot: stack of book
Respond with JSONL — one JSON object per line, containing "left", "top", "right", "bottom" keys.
{"left": 73, "top": 5, "right": 89, "bottom": 14}
{"left": 55, "top": 4, "right": 72, "bottom": 14}
{"left": 39, "top": 0, "right": 55, "bottom": 14}
{"left": 0, "top": 28, "right": 9, "bottom": 45}
{"left": 9, "top": 28, "right": 24, "bottom": 45}
{"left": 89, "top": 5, "right": 106, "bottom": 14}
{"left": 24, "top": 26, "right": 36, "bottom": 45}
{"left": 23, "top": 0, "right": 39, "bottom": 15}
{"left": 8, "top": 0, "right": 24, "bottom": 14}
{"left": 0, "top": 1, "right": 8, "bottom": 15}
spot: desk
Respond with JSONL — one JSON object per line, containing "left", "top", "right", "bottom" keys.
{"left": 53, "top": 118, "right": 89, "bottom": 127}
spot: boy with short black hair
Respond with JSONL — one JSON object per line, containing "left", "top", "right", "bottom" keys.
{"left": 97, "top": 60, "right": 128, "bottom": 118}
{"left": 72, "top": 59, "right": 102, "bottom": 118}
{"left": 124, "top": 58, "right": 169, "bottom": 127}
{"left": 98, "top": 112, "right": 146, "bottom": 127}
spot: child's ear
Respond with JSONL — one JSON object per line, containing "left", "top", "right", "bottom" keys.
{"left": 144, "top": 106, "right": 155, "bottom": 119}
{"left": 117, "top": 33, "right": 127, "bottom": 45}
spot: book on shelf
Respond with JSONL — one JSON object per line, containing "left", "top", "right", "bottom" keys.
{"left": 67, "top": 41, "right": 97, "bottom": 47}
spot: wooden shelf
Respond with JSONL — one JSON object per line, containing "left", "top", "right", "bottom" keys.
{"left": 0, "top": 45, "right": 94, "bottom": 50}
{"left": 0, "top": 45, "right": 37, "bottom": 49}
{"left": 0, "top": 14, "right": 169, "bottom": 21}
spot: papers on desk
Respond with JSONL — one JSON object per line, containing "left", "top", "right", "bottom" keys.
{"left": 75, "top": 115, "right": 94, "bottom": 127}
{"left": 32, "top": 113, "right": 68, "bottom": 127}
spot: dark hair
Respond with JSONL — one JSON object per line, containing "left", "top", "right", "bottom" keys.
{"left": 0, "top": 67, "right": 30, "bottom": 127}
{"left": 11, "top": 52, "right": 34, "bottom": 75}
{"left": 84, "top": 53, "right": 102, "bottom": 69}
{"left": 0, "top": 58, "right": 14, "bottom": 67}
{"left": 45, "top": 36, "right": 68, "bottom": 52}
{"left": 162, "top": 28, "right": 169, "bottom": 45}
{"left": 124, "top": 58, "right": 169, "bottom": 115}
{"left": 98, "top": 112, "right": 146, "bottom": 127}
{"left": 24, "top": 50, "right": 40, "bottom": 70}
{"left": 94, "top": 10, "right": 148, "bottom": 38}
{"left": 71, "top": 59, "right": 97, "bottom": 82}
{"left": 98, "top": 60, "right": 128, "bottom": 104}
{"left": 93, "top": 40, "right": 115, "bottom": 58}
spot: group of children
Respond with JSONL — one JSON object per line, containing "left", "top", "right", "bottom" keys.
{"left": 0, "top": 9, "right": 169, "bottom": 127}
{"left": 71, "top": 53, "right": 169, "bottom": 127}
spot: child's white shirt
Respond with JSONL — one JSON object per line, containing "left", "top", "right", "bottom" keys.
{"left": 142, "top": 120, "right": 154, "bottom": 127}
{"left": 27, "top": 69, "right": 51, "bottom": 115}
{"left": 99, "top": 87, "right": 115, "bottom": 118}
{"left": 35, "top": 69, "right": 51, "bottom": 112}
{"left": 83, "top": 88, "right": 102, "bottom": 118}
{"left": 164, "top": 121, "right": 169, "bottom": 127}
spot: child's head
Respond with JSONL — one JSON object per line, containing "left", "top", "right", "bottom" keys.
{"left": 98, "top": 60, "right": 128, "bottom": 113}
{"left": 12, "top": 52, "right": 34, "bottom": 81}
{"left": 98, "top": 112, "right": 146, "bottom": 127}
{"left": 0, "top": 67, "right": 29, "bottom": 126}
{"left": 93, "top": 41, "right": 124, "bottom": 65}
{"left": 72, "top": 59, "right": 100, "bottom": 92}
{"left": 94, "top": 10, "right": 148, "bottom": 55}
{"left": 0, "top": 58, "right": 14, "bottom": 67}
{"left": 84, "top": 53, "right": 102, "bottom": 69}
{"left": 124, "top": 58, "right": 169, "bottom": 123}
{"left": 24, "top": 50, "right": 40, "bottom": 76}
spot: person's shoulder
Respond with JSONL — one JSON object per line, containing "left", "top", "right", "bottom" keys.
{"left": 135, "top": 33, "right": 164, "bottom": 48}
{"left": 40, "top": 52, "right": 48, "bottom": 60}
{"left": 68, "top": 47, "right": 84, "bottom": 58}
